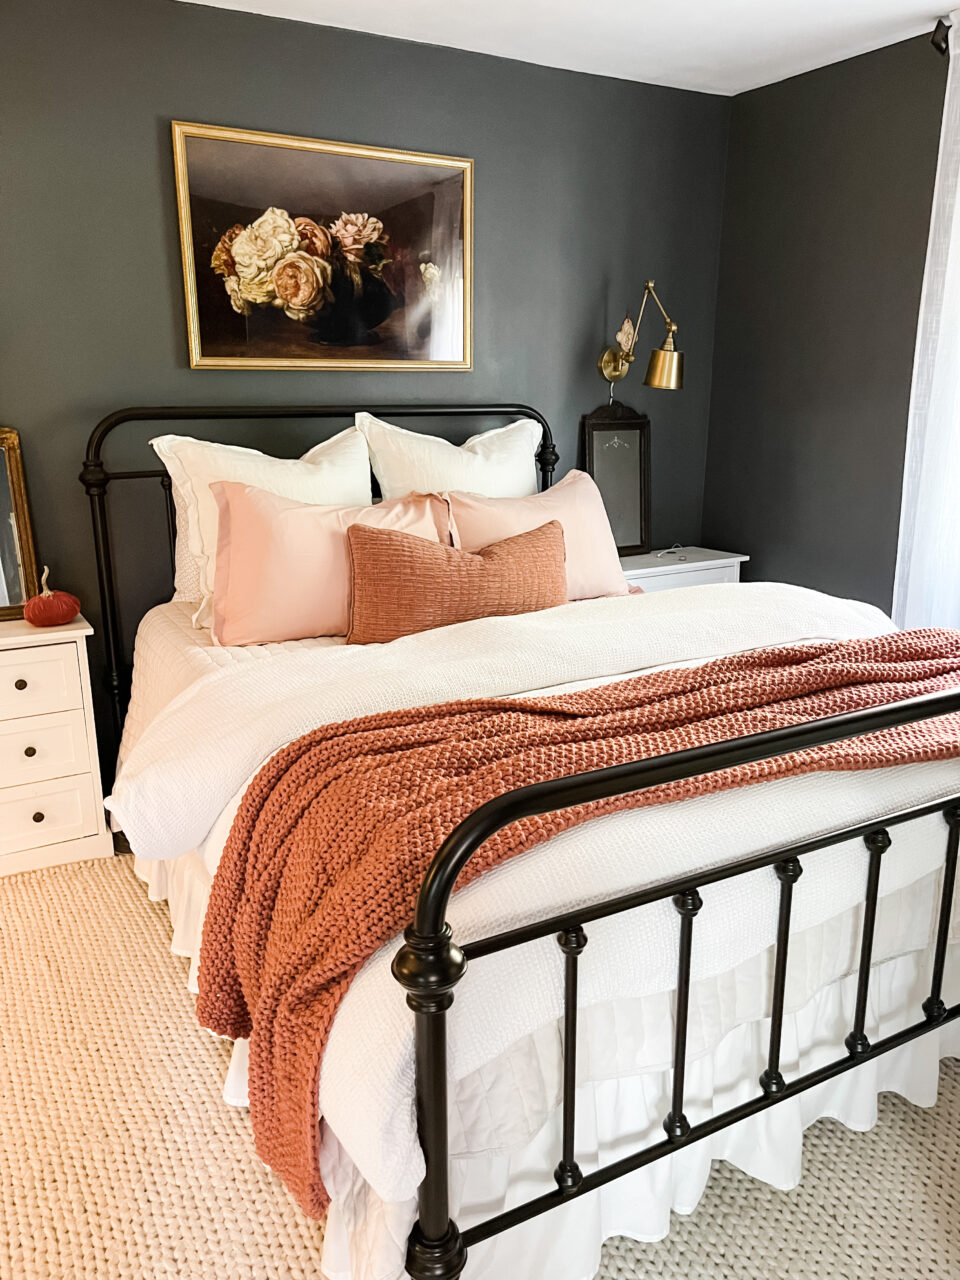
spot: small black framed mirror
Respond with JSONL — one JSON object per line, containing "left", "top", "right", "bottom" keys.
{"left": 0, "top": 427, "right": 40, "bottom": 619}
{"left": 580, "top": 400, "right": 651, "bottom": 555}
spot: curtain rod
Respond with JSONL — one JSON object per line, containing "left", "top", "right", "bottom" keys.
{"left": 932, "top": 17, "right": 951, "bottom": 56}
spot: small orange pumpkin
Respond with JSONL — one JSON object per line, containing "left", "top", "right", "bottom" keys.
{"left": 24, "top": 566, "right": 81, "bottom": 627}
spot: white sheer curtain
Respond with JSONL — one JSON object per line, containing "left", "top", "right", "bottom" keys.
{"left": 893, "top": 14, "right": 960, "bottom": 628}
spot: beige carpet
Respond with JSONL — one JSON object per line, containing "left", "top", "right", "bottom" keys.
{"left": 0, "top": 857, "right": 956, "bottom": 1280}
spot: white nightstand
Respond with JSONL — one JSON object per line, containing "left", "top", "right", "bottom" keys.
{"left": 0, "top": 615, "right": 113, "bottom": 875}
{"left": 621, "top": 546, "right": 749, "bottom": 594}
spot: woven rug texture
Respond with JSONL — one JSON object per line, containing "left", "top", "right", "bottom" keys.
{"left": 0, "top": 856, "right": 956, "bottom": 1280}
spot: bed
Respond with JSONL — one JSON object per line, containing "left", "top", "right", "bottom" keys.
{"left": 82, "top": 405, "right": 960, "bottom": 1280}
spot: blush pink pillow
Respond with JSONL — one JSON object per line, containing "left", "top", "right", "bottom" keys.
{"left": 446, "top": 470, "right": 627, "bottom": 601}
{"left": 210, "top": 483, "right": 453, "bottom": 645}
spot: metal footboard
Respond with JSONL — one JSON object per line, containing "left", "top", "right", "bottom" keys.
{"left": 392, "top": 687, "right": 960, "bottom": 1279}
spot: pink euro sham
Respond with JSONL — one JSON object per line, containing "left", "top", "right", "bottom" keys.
{"left": 210, "top": 483, "right": 453, "bottom": 645}
{"left": 446, "top": 469, "right": 628, "bottom": 601}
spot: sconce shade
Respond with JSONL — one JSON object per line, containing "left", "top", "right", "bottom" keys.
{"left": 644, "top": 343, "right": 683, "bottom": 391}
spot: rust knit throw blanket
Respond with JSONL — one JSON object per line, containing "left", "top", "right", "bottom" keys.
{"left": 197, "top": 628, "right": 960, "bottom": 1217}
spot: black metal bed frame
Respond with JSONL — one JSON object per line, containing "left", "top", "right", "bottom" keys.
{"left": 80, "top": 405, "right": 960, "bottom": 1280}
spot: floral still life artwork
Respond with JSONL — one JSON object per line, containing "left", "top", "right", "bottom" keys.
{"left": 172, "top": 122, "right": 473, "bottom": 370}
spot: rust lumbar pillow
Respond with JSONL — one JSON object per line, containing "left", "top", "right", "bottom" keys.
{"left": 346, "top": 519, "right": 567, "bottom": 644}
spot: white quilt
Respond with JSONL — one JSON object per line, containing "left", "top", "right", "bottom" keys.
{"left": 108, "top": 583, "right": 960, "bottom": 1280}
{"left": 116, "top": 599, "right": 343, "bottom": 767}
{"left": 110, "top": 581, "right": 899, "bottom": 860}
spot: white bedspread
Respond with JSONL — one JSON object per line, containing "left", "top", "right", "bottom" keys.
{"left": 109, "top": 582, "right": 897, "bottom": 860}
{"left": 117, "top": 599, "right": 342, "bottom": 765}
{"left": 109, "top": 583, "right": 960, "bottom": 1280}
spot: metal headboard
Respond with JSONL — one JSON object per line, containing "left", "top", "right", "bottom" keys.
{"left": 80, "top": 404, "right": 559, "bottom": 754}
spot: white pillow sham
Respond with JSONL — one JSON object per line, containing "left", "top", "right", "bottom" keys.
{"left": 152, "top": 427, "right": 372, "bottom": 626}
{"left": 355, "top": 412, "right": 542, "bottom": 500}
{"left": 169, "top": 493, "right": 203, "bottom": 603}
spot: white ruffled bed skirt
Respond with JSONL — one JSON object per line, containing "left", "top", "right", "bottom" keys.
{"left": 321, "top": 951, "right": 960, "bottom": 1280}
{"left": 136, "top": 853, "right": 960, "bottom": 1280}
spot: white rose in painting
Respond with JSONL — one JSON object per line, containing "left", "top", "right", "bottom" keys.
{"left": 236, "top": 268, "right": 278, "bottom": 307}
{"left": 223, "top": 275, "right": 252, "bottom": 316}
{"left": 420, "top": 261, "right": 441, "bottom": 297}
{"left": 231, "top": 207, "right": 299, "bottom": 282}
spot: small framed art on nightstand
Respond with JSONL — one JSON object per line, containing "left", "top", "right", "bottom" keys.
{"left": 581, "top": 401, "right": 651, "bottom": 554}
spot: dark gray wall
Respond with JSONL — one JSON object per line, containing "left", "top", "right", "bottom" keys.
{"left": 702, "top": 36, "right": 947, "bottom": 611}
{"left": 0, "top": 0, "right": 728, "bottom": 670}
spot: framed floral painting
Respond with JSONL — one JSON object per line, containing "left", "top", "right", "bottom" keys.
{"left": 171, "top": 121, "right": 473, "bottom": 370}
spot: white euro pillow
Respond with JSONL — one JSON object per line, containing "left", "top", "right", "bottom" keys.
{"left": 152, "top": 426, "right": 371, "bottom": 627}
{"left": 355, "top": 412, "right": 542, "bottom": 500}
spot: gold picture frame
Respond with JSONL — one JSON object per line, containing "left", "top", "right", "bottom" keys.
{"left": 0, "top": 427, "right": 40, "bottom": 620}
{"left": 172, "top": 120, "right": 474, "bottom": 371}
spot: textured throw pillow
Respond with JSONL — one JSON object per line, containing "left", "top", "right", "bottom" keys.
{"left": 152, "top": 427, "right": 372, "bottom": 626}
{"left": 210, "top": 485, "right": 453, "bottom": 646}
{"left": 346, "top": 520, "right": 567, "bottom": 644}
{"left": 446, "top": 469, "right": 628, "bottom": 601}
{"left": 355, "top": 412, "right": 542, "bottom": 500}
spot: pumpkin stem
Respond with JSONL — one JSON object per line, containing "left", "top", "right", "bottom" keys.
{"left": 41, "top": 565, "right": 51, "bottom": 596}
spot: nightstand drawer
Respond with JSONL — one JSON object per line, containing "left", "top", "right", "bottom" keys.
{"left": 627, "top": 565, "right": 740, "bottom": 594}
{"left": 0, "top": 774, "right": 100, "bottom": 856}
{"left": 0, "top": 643, "right": 82, "bottom": 720}
{"left": 0, "top": 710, "right": 90, "bottom": 787}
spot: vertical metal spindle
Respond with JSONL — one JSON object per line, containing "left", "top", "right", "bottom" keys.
{"left": 663, "top": 887, "right": 703, "bottom": 1140}
{"left": 392, "top": 925, "right": 468, "bottom": 1280}
{"left": 80, "top": 458, "right": 124, "bottom": 749}
{"left": 160, "top": 472, "right": 177, "bottom": 576}
{"left": 554, "top": 925, "right": 587, "bottom": 1192}
{"left": 759, "top": 856, "right": 803, "bottom": 1095}
{"left": 922, "top": 805, "right": 960, "bottom": 1022}
{"left": 845, "top": 828, "right": 891, "bottom": 1056}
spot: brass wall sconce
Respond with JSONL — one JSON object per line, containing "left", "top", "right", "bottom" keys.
{"left": 598, "top": 280, "right": 684, "bottom": 396}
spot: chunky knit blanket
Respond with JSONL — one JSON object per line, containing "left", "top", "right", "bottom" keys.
{"left": 197, "top": 628, "right": 960, "bottom": 1218}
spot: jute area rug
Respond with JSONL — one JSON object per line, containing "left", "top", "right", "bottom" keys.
{"left": 0, "top": 857, "right": 957, "bottom": 1279}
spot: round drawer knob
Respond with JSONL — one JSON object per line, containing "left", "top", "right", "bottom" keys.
{"left": 24, "top": 746, "right": 37, "bottom": 758}
{"left": 14, "top": 678, "right": 27, "bottom": 691}
{"left": 32, "top": 812, "right": 44, "bottom": 824}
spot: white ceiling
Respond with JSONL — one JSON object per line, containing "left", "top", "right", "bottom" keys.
{"left": 186, "top": 0, "right": 945, "bottom": 95}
